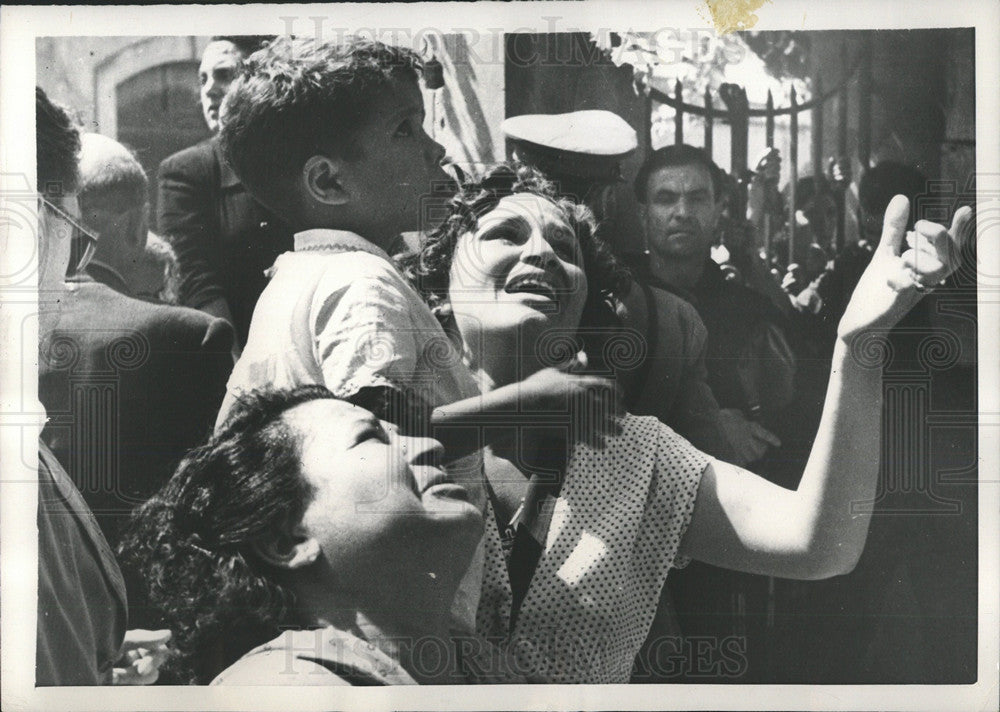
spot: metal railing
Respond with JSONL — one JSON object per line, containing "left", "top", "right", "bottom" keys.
{"left": 639, "top": 39, "right": 869, "bottom": 262}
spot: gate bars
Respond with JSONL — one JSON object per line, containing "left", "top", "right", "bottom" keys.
{"left": 639, "top": 39, "right": 868, "bottom": 262}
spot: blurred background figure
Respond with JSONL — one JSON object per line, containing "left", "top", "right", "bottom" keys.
{"left": 77, "top": 133, "right": 153, "bottom": 295}
{"left": 131, "top": 233, "right": 182, "bottom": 305}
{"left": 157, "top": 35, "right": 292, "bottom": 354}
{"left": 35, "top": 86, "right": 170, "bottom": 687}
{"left": 41, "top": 131, "right": 235, "bottom": 559}
{"left": 791, "top": 161, "right": 929, "bottom": 337}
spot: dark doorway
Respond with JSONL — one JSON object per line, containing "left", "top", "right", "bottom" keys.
{"left": 116, "top": 61, "right": 211, "bottom": 217}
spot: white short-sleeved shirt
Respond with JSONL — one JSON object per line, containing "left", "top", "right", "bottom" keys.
{"left": 475, "top": 415, "right": 709, "bottom": 683}
{"left": 219, "top": 229, "right": 484, "bottom": 631}
{"left": 219, "top": 229, "right": 479, "bottom": 425}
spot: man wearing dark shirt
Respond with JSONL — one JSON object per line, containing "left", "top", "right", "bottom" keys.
{"left": 157, "top": 36, "right": 291, "bottom": 349}
{"left": 635, "top": 144, "right": 795, "bottom": 428}
{"left": 34, "top": 86, "right": 169, "bottom": 686}
{"left": 633, "top": 144, "right": 796, "bottom": 682}
{"left": 42, "top": 132, "right": 234, "bottom": 550}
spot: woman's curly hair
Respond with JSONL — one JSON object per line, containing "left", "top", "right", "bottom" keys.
{"left": 118, "top": 385, "right": 336, "bottom": 684}
{"left": 399, "top": 163, "right": 632, "bottom": 348}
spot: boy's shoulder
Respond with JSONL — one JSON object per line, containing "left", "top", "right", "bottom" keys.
{"left": 283, "top": 232, "right": 405, "bottom": 281}
{"left": 271, "top": 244, "right": 434, "bottom": 324}
{"left": 298, "top": 248, "right": 414, "bottom": 297}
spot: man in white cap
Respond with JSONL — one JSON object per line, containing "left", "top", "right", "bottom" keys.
{"left": 503, "top": 110, "right": 775, "bottom": 467}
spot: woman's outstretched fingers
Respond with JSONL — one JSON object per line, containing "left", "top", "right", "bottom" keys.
{"left": 878, "top": 194, "right": 911, "bottom": 256}
{"left": 910, "top": 205, "right": 974, "bottom": 282}
{"left": 951, "top": 204, "right": 975, "bottom": 254}
{"left": 914, "top": 220, "right": 953, "bottom": 271}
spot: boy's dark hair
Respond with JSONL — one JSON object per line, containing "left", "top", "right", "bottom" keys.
{"left": 219, "top": 36, "right": 422, "bottom": 216}
{"left": 209, "top": 35, "right": 274, "bottom": 58}
{"left": 36, "top": 87, "right": 81, "bottom": 197}
{"left": 119, "top": 385, "right": 336, "bottom": 684}
{"left": 633, "top": 144, "right": 726, "bottom": 204}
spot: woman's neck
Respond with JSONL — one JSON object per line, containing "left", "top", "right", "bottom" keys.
{"left": 291, "top": 580, "right": 463, "bottom": 684}
{"left": 467, "top": 341, "right": 545, "bottom": 392}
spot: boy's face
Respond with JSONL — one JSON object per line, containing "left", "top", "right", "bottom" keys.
{"left": 340, "top": 77, "right": 451, "bottom": 240}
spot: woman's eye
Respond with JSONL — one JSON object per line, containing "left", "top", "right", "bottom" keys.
{"left": 483, "top": 228, "right": 519, "bottom": 244}
{"left": 551, "top": 235, "right": 578, "bottom": 261}
{"left": 355, "top": 425, "right": 389, "bottom": 446}
{"left": 394, "top": 120, "right": 413, "bottom": 138}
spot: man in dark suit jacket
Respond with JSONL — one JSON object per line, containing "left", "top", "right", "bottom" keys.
{"left": 157, "top": 36, "right": 292, "bottom": 348}
{"left": 35, "top": 87, "right": 172, "bottom": 686}
{"left": 40, "top": 133, "right": 235, "bottom": 549}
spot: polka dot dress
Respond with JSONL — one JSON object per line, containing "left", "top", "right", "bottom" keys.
{"left": 475, "top": 414, "right": 709, "bottom": 683}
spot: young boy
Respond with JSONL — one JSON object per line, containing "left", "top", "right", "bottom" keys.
{"left": 215, "top": 37, "right": 618, "bottom": 634}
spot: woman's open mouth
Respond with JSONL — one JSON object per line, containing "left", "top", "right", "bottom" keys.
{"left": 504, "top": 274, "right": 560, "bottom": 302}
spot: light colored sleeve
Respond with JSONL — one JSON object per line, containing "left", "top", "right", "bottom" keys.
{"left": 211, "top": 650, "right": 352, "bottom": 686}
{"left": 311, "top": 270, "right": 422, "bottom": 400}
{"left": 636, "top": 423, "right": 711, "bottom": 588}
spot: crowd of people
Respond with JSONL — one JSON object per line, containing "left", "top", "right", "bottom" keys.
{"left": 34, "top": 34, "right": 975, "bottom": 687}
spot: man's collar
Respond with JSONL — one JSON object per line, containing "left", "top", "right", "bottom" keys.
{"left": 294, "top": 229, "right": 392, "bottom": 262}
{"left": 211, "top": 137, "right": 242, "bottom": 189}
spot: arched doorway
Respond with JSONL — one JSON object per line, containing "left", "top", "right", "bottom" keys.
{"left": 116, "top": 61, "right": 210, "bottom": 216}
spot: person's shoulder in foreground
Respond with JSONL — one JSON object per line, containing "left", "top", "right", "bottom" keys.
{"left": 37, "top": 442, "right": 127, "bottom": 686}
{"left": 212, "top": 627, "right": 418, "bottom": 686}
{"left": 68, "top": 276, "right": 233, "bottom": 347}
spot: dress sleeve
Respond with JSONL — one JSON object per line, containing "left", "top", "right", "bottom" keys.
{"left": 312, "top": 272, "right": 422, "bottom": 400}
{"left": 641, "top": 423, "right": 711, "bottom": 575}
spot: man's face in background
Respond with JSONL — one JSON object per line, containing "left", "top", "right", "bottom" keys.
{"left": 642, "top": 162, "right": 722, "bottom": 263}
{"left": 199, "top": 40, "right": 244, "bottom": 133}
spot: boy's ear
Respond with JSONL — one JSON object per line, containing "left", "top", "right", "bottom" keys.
{"left": 252, "top": 527, "right": 321, "bottom": 570}
{"left": 303, "top": 154, "right": 350, "bottom": 206}
{"left": 126, "top": 204, "right": 149, "bottom": 251}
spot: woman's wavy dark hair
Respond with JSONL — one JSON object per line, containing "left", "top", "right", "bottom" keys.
{"left": 400, "top": 163, "right": 632, "bottom": 356}
{"left": 118, "top": 385, "right": 336, "bottom": 684}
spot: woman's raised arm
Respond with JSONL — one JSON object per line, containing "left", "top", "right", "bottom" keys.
{"left": 678, "top": 196, "right": 974, "bottom": 580}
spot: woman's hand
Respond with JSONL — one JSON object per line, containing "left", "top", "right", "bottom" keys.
{"left": 518, "top": 353, "right": 624, "bottom": 445}
{"left": 837, "top": 195, "right": 973, "bottom": 341}
{"left": 519, "top": 367, "right": 622, "bottom": 413}
{"left": 113, "top": 629, "right": 172, "bottom": 685}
